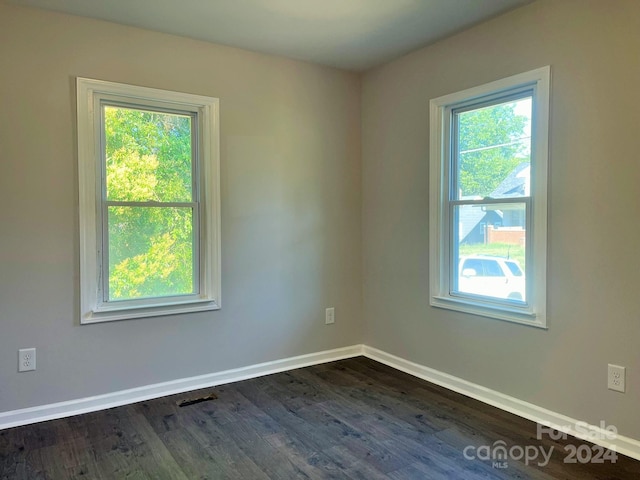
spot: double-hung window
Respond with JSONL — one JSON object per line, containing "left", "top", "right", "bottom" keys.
{"left": 77, "top": 78, "right": 221, "bottom": 323}
{"left": 429, "top": 67, "right": 550, "bottom": 327}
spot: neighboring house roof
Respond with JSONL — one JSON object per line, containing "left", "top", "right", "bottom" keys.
{"left": 490, "top": 162, "right": 529, "bottom": 198}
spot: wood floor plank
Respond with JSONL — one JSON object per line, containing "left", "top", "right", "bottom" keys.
{"left": 220, "top": 417, "right": 316, "bottom": 479}
{"left": 168, "top": 403, "right": 267, "bottom": 478}
{"left": 117, "top": 412, "right": 189, "bottom": 480}
{"left": 314, "top": 400, "right": 504, "bottom": 480}
{"left": 321, "top": 445, "right": 390, "bottom": 480}
{"left": 294, "top": 403, "right": 412, "bottom": 474}
{"left": 263, "top": 431, "right": 350, "bottom": 480}
{"left": 161, "top": 425, "right": 270, "bottom": 480}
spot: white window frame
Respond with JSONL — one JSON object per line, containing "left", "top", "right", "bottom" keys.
{"left": 429, "top": 67, "right": 550, "bottom": 328}
{"left": 77, "top": 78, "right": 221, "bottom": 324}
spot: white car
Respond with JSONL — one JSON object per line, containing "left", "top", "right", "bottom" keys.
{"left": 457, "top": 255, "right": 526, "bottom": 301}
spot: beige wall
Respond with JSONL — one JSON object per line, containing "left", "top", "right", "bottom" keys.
{"left": 0, "top": 3, "right": 362, "bottom": 411}
{"left": 362, "top": 0, "right": 640, "bottom": 439}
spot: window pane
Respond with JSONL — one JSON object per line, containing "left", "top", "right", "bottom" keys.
{"left": 104, "top": 106, "right": 193, "bottom": 203}
{"left": 455, "top": 97, "right": 531, "bottom": 199}
{"left": 505, "top": 261, "right": 523, "bottom": 276}
{"left": 107, "top": 206, "right": 195, "bottom": 301}
{"left": 454, "top": 202, "right": 526, "bottom": 302}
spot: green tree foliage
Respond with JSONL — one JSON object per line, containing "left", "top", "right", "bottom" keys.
{"left": 104, "top": 106, "right": 194, "bottom": 301}
{"left": 457, "top": 101, "right": 528, "bottom": 198}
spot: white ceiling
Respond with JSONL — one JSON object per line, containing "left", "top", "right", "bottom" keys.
{"left": 8, "top": 0, "right": 532, "bottom": 71}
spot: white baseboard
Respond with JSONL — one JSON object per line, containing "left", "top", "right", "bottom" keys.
{"left": 2, "top": 343, "right": 639, "bottom": 462}
{"left": 0, "top": 344, "right": 364, "bottom": 431}
{"left": 362, "top": 345, "right": 640, "bottom": 461}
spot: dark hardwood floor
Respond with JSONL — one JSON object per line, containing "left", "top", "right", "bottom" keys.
{"left": 2, "top": 357, "right": 639, "bottom": 479}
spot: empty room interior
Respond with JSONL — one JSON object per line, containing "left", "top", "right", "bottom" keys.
{"left": 2, "top": 0, "right": 640, "bottom": 478}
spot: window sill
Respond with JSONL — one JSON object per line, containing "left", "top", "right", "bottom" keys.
{"left": 431, "top": 295, "right": 546, "bottom": 329}
{"left": 81, "top": 299, "right": 220, "bottom": 324}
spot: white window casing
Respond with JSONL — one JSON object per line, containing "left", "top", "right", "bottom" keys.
{"left": 77, "top": 78, "right": 221, "bottom": 324}
{"left": 429, "top": 67, "right": 550, "bottom": 328}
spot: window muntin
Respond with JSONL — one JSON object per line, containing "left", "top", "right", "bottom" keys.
{"left": 78, "top": 78, "right": 221, "bottom": 323}
{"left": 429, "top": 67, "right": 549, "bottom": 327}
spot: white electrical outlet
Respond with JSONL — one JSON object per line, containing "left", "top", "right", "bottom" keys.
{"left": 325, "top": 307, "right": 335, "bottom": 325}
{"left": 18, "top": 348, "right": 36, "bottom": 372}
{"left": 608, "top": 364, "right": 625, "bottom": 393}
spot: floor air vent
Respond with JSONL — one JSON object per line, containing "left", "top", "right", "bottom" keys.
{"left": 176, "top": 392, "right": 218, "bottom": 407}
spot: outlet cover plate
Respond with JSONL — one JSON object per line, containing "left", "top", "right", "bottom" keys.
{"left": 325, "top": 307, "right": 335, "bottom": 325}
{"left": 18, "top": 348, "right": 36, "bottom": 372}
{"left": 608, "top": 364, "right": 625, "bottom": 393}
